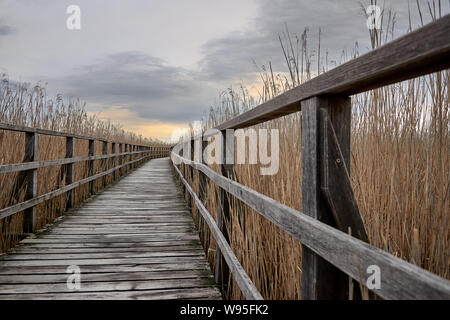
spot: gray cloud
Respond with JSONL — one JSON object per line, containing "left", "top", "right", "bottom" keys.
{"left": 52, "top": 51, "right": 216, "bottom": 122}
{"left": 0, "top": 24, "right": 13, "bottom": 36}
{"left": 198, "top": 0, "right": 448, "bottom": 84}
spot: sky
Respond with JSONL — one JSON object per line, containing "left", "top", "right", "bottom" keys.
{"left": 0, "top": 0, "right": 448, "bottom": 141}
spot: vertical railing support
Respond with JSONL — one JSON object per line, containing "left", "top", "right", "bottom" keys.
{"left": 102, "top": 141, "right": 108, "bottom": 187}
{"left": 215, "top": 129, "right": 234, "bottom": 295}
{"left": 301, "top": 95, "right": 367, "bottom": 299}
{"left": 23, "top": 132, "right": 38, "bottom": 233}
{"left": 119, "top": 144, "right": 123, "bottom": 177}
{"left": 65, "top": 136, "right": 74, "bottom": 210}
{"left": 111, "top": 143, "right": 116, "bottom": 182}
{"left": 88, "top": 139, "right": 94, "bottom": 195}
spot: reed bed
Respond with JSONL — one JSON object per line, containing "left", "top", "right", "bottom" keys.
{"left": 179, "top": 1, "right": 449, "bottom": 299}
{"left": 0, "top": 76, "right": 167, "bottom": 252}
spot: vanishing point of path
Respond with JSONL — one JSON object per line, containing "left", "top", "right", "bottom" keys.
{"left": 0, "top": 158, "right": 221, "bottom": 300}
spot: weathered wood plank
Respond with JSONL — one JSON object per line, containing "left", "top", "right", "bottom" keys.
{"left": 0, "top": 262, "right": 211, "bottom": 275}
{"left": 0, "top": 278, "right": 216, "bottom": 295}
{"left": 0, "top": 270, "right": 213, "bottom": 284}
{"left": 0, "top": 287, "right": 221, "bottom": 300}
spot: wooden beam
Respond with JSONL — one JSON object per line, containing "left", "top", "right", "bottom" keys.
{"left": 23, "top": 132, "right": 38, "bottom": 233}
{"left": 65, "top": 136, "right": 74, "bottom": 210}
{"left": 111, "top": 143, "right": 116, "bottom": 181}
{"left": 301, "top": 96, "right": 349, "bottom": 299}
{"left": 102, "top": 141, "right": 108, "bottom": 187}
{"left": 88, "top": 140, "right": 95, "bottom": 195}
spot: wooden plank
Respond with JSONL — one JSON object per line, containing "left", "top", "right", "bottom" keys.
{"left": 0, "top": 287, "right": 221, "bottom": 300}
{"left": 172, "top": 153, "right": 450, "bottom": 300}
{"left": 0, "top": 270, "right": 213, "bottom": 284}
{"left": 173, "top": 163, "right": 263, "bottom": 300}
{"left": 0, "top": 250, "right": 205, "bottom": 261}
{"left": 10, "top": 240, "right": 201, "bottom": 249}
{"left": 0, "top": 262, "right": 211, "bottom": 275}
{"left": 0, "top": 278, "right": 216, "bottom": 295}
{"left": 215, "top": 15, "right": 450, "bottom": 131}
{"left": 8, "top": 245, "right": 203, "bottom": 254}
{"left": 23, "top": 132, "right": 38, "bottom": 233}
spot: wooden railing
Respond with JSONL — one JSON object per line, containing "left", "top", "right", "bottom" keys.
{"left": 0, "top": 122, "right": 171, "bottom": 233}
{"left": 171, "top": 14, "right": 450, "bottom": 300}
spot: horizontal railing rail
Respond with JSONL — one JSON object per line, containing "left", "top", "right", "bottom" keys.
{"left": 171, "top": 15, "right": 450, "bottom": 300}
{"left": 0, "top": 122, "right": 171, "bottom": 232}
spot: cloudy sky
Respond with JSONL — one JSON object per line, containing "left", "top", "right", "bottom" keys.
{"left": 0, "top": 0, "right": 448, "bottom": 141}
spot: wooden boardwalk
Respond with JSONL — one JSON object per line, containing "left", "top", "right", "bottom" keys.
{"left": 0, "top": 158, "right": 221, "bottom": 300}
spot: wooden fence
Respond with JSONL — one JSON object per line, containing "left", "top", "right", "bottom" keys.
{"left": 171, "top": 15, "right": 450, "bottom": 300}
{"left": 0, "top": 122, "right": 171, "bottom": 234}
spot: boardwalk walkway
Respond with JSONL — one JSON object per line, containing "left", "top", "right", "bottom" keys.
{"left": 0, "top": 158, "right": 221, "bottom": 300}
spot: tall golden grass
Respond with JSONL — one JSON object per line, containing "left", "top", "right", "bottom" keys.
{"left": 0, "top": 76, "right": 166, "bottom": 252}
{"left": 181, "top": 1, "right": 449, "bottom": 299}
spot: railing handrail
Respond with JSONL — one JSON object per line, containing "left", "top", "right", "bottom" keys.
{"left": 0, "top": 122, "right": 169, "bottom": 148}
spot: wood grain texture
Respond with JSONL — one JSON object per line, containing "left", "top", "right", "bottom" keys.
{"left": 0, "top": 158, "right": 220, "bottom": 300}
{"left": 23, "top": 132, "right": 38, "bottom": 233}
{"left": 301, "top": 97, "right": 348, "bottom": 300}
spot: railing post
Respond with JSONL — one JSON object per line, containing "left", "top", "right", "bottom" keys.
{"left": 189, "top": 139, "right": 195, "bottom": 209}
{"left": 23, "top": 132, "right": 38, "bottom": 233}
{"left": 215, "top": 129, "right": 234, "bottom": 295}
{"left": 119, "top": 143, "right": 123, "bottom": 177}
{"left": 128, "top": 144, "right": 132, "bottom": 171}
{"left": 88, "top": 139, "right": 94, "bottom": 195}
{"left": 102, "top": 141, "right": 108, "bottom": 187}
{"left": 301, "top": 95, "right": 360, "bottom": 299}
{"left": 111, "top": 142, "right": 116, "bottom": 181}
{"left": 125, "top": 144, "right": 128, "bottom": 172}
{"left": 65, "top": 136, "right": 74, "bottom": 210}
